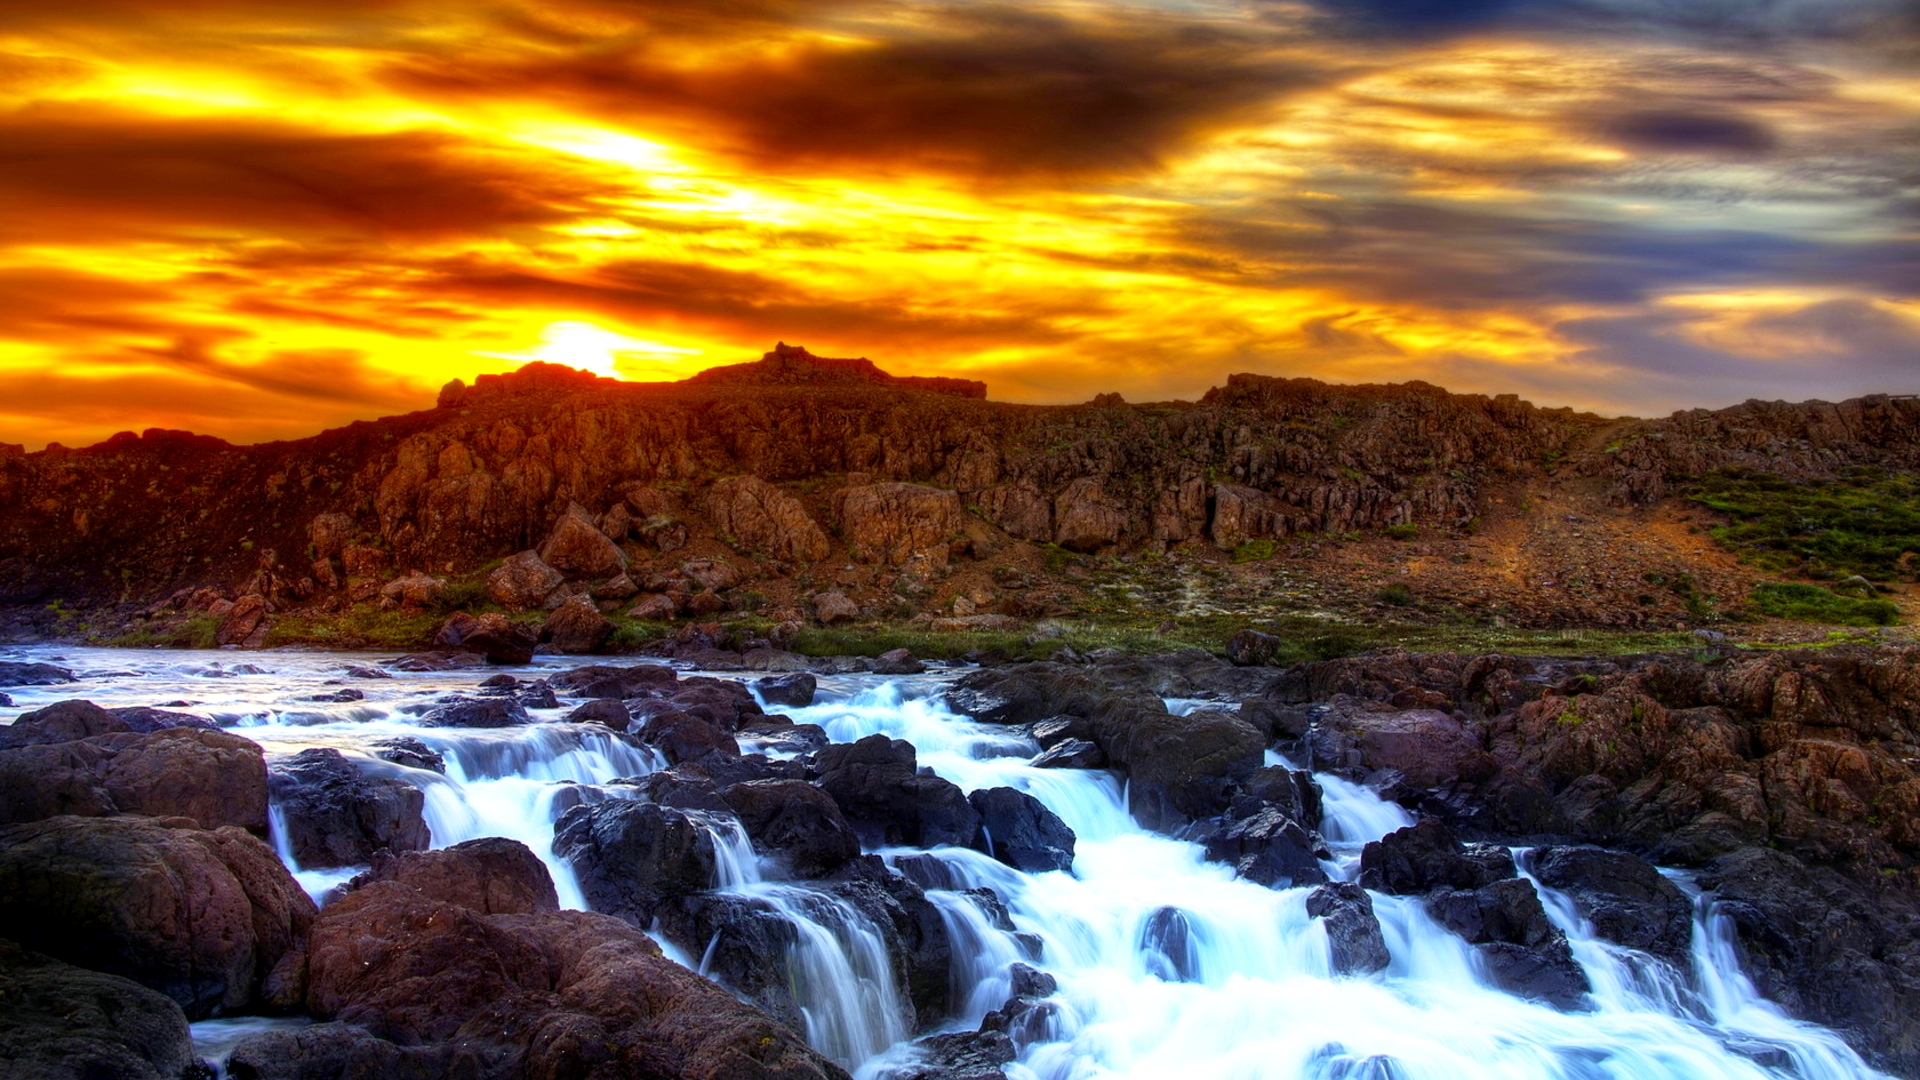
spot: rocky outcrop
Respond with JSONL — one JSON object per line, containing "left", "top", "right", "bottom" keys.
{"left": 0, "top": 814, "right": 314, "bottom": 1018}
{"left": 544, "top": 593, "right": 612, "bottom": 653}
{"left": 721, "top": 779, "right": 861, "bottom": 878}
{"left": 215, "top": 593, "right": 271, "bottom": 647}
{"left": 267, "top": 748, "right": 430, "bottom": 869}
{"left": 0, "top": 938, "right": 200, "bottom": 1080}
{"left": 833, "top": 483, "right": 963, "bottom": 568}
{"left": 812, "top": 735, "right": 980, "bottom": 848}
{"left": 1527, "top": 846, "right": 1693, "bottom": 966}
{"left": 1306, "top": 882, "right": 1389, "bottom": 977}
{"left": 967, "top": 787, "right": 1075, "bottom": 873}
{"left": 538, "top": 502, "right": 626, "bottom": 577}
{"left": 433, "top": 610, "right": 538, "bottom": 664}
{"left": 708, "top": 475, "right": 831, "bottom": 562}
{"left": 485, "top": 550, "right": 563, "bottom": 609}
{"left": 553, "top": 800, "right": 732, "bottom": 926}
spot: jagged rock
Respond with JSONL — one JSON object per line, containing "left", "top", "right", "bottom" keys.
{"left": 1202, "top": 807, "right": 1327, "bottom": 887}
{"left": 539, "top": 502, "right": 627, "bottom": 577}
{"left": 267, "top": 748, "right": 430, "bottom": 869}
{"left": 1052, "top": 477, "right": 1126, "bottom": 553}
{"left": 1426, "top": 877, "right": 1591, "bottom": 1008}
{"left": 485, "top": 550, "right": 564, "bottom": 609}
{"left": 833, "top": 483, "right": 963, "bottom": 567}
{"left": 900, "top": 1030, "right": 1016, "bottom": 1080}
{"left": 593, "top": 573, "right": 639, "bottom": 600}
{"left": 637, "top": 710, "right": 738, "bottom": 764}
{"left": 0, "top": 660, "right": 74, "bottom": 686}
{"left": 1308, "top": 698, "right": 1480, "bottom": 790}
{"left": 629, "top": 593, "right": 680, "bottom": 620}
{"left": 420, "top": 695, "right": 528, "bottom": 728}
{"left": 550, "top": 663, "right": 677, "bottom": 699}
{"left": 554, "top": 801, "right": 730, "bottom": 925}
{"left": 873, "top": 647, "right": 926, "bottom": 675}
{"left": 545, "top": 593, "right": 612, "bottom": 653}
{"left": 721, "top": 779, "right": 860, "bottom": 878}
{"left": 215, "top": 593, "right": 271, "bottom": 647}
{"left": 566, "top": 698, "right": 631, "bottom": 730}
{"left": 968, "top": 786, "right": 1075, "bottom": 873}
{"left": 813, "top": 734, "right": 980, "bottom": 848}
{"left": 1086, "top": 697, "right": 1266, "bottom": 830}
{"left": 377, "top": 573, "right": 445, "bottom": 610}
{"left": 1528, "top": 846, "right": 1693, "bottom": 965}
{"left": 434, "top": 610, "right": 537, "bottom": 664}
{"left": 348, "top": 837, "right": 559, "bottom": 916}
{"left": 1307, "top": 882, "right": 1390, "bottom": 976}
{"left": 707, "top": 475, "right": 832, "bottom": 562}
{"left": 1031, "top": 737, "right": 1104, "bottom": 769}
{"left": 755, "top": 671, "right": 817, "bottom": 708}
{"left": 1359, "top": 820, "right": 1515, "bottom": 894}
{"left": 0, "top": 815, "right": 314, "bottom": 1018}
{"left": 814, "top": 590, "right": 860, "bottom": 625}
{"left": 0, "top": 938, "right": 200, "bottom": 1080}
{"left": 368, "top": 736, "right": 443, "bottom": 773}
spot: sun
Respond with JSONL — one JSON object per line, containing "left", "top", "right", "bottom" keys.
{"left": 479, "top": 321, "right": 705, "bottom": 381}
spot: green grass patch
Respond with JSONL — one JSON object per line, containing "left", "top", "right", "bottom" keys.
{"left": 106, "top": 615, "right": 219, "bottom": 649}
{"left": 1377, "top": 584, "right": 1414, "bottom": 606}
{"left": 1231, "top": 540, "right": 1277, "bottom": 563}
{"left": 1384, "top": 524, "right": 1419, "bottom": 541}
{"left": 1747, "top": 582, "right": 1899, "bottom": 627}
{"left": 1688, "top": 467, "right": 1920, "bottom": 581}
{"left": 264, "top": 606, "right": 447, "bottom": 649}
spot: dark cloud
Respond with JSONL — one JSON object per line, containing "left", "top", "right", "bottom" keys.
{"left": 388, "top": 6, "right": 1335, "bottom": 178}
{"left": 1604, "top": 109, "right": 1778, "bottom": 156}
{"left": 0, "top": 105, "right": 623, "bottom": 245}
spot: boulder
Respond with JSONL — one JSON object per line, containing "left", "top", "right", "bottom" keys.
{"left": 1031, "top": 738, "right": 1104, "bottom": 769}
{"left": 1224, "top": 628, "right": 1282, "bottom": 667}
{"left": 368, "top": 736, "right": 443, "bottom": 773}
{"left": 968, "top": 787, "right": 1075, "bottom": 873}
{"left": 1528, "top": 846, "right": 1693, "bottom": 966}
{"left": 944, "top": 665, "right": 1105, "bottom": 727}
{"left": 553, "top": 800, "right": 732, "bottom": 925}
{"left": 1052, "top": 477, "right": 1126, "bottom": 553}
{"left": 545, "top": 593, "right": 613, "bottom": 653}
{"left": 551, "top": 663, "right": 677, "bottom": 699}
{"left": 637, "top": 710, "right": 739, "bottom": 765}
{"left": 0, "top": 815, "right": 314, "bottom": 1018}
{"left": 348, "top": 837, "right": 559, "bottom": 916}
{"left": 1358, "top": 820, "right": 1516, "bottom": 895}
{"left": 1425, "top": 877, "right": 1591, "bottom": 1009}
{"left": 420, "top": 695, "right": 528, "bottom": 728}
{"left": 540, "top": 502, "right": 629, "bottom": 578}
{"left": 0, "top": 660, "right": 74, "bottom": 687}
{"left": 813, "top": 735, "right": 980, "bottom": 848}
{"left": 1309, "top": 699, "right": 1480, "bottom": 790}
{"left": 215, "top": 593, "right": 271, "bottom": 648}
{"left": 873, "top": 648, "right": 927, "bottom": 675}
{"left": 0, "top": 699, "right": 132, "bottom": 747}
{"left": 593, "top": 573, "right": 639, "bottom": 600}
{"left": 433, "top": 611, "right": 537, "bottom": 665}
{"left": 297, "top": 844, "right": 842, "bottom": 1080}
{"left": 267, "top": 748, "right": 430, "bottom": 869}
{"left": 1202, "top": 807, "right": 1327, "bottom": 888}
{"left": 683, "top": 558, "right": 743, "bottom": 593}
{"left": 707, "top": 475, "right": 832, "bottom": 562}
{"left": 1306, "top": 882, "right": 1390, "bottom": 976}
{"left": 899, "top": 1030, "right": 1015, "bottom": 1080}
{"left": 566, "top": 698, "right": 632, "bottom": 730}
{"left": 485, "top": 550, "right": 564, "bottom": 609}
{"left": 833, "top": 483, "right": 964, "bottom": 567}
{"left": 629, "top": 594, "right": 679, "bottom": 621}
{"left": 1085, "top": 697, "right": 1265, "bottom": 829}
{"left": 720, "top": 779, "right": 861, "bottom": 878}
{"left": 814, "top": 591, "right": 860, "bottom": 625}
{"left": 1139, "top": 906, "right": 1200, "bottom": 982}
{"left": 377, "top": 573, "right": 444, "bottom": 610}
{"left": 0, "top": 716, "right": 268, "bottom": 832}
{"left": 756, "top": 672, "right": 817, "bottom": 708}
{"left": 0, "top": 938, "right": 199, "bottom": 1080}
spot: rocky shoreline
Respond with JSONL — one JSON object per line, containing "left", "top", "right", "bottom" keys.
{"left": 2, "top": 641, "right": 1917, "bottom": 1078}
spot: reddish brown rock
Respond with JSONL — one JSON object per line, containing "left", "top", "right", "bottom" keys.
{"left": 215, "top": 593, "right": 271, "bottom": 647}
{"left": 814, "top": 591, "right": 860, "bottom": 625}
{"left": 545, "top": 593, "right": 612, "bottom": 653}
{"left": 833, "top": 482, "right": 963, "bottom": 567}
{"left": 708, "top": 475, "right": 831, "bottom": 562}
{"left": 0, "top": 711, "right": 268, "bottom": 833}
{"left": 0, "top": 939, "right": 201, "bottom": 1080}
{"left": 539, "top": 502, "right": 627, "bottom": 577}
{"left": 0, "top": 815, "right": 315, "bottom": 1018}
{"left": 377, "top": 572, "right": 445, "bottom": 610}
{"left": 485, "top": 550, "right": 564, "bottom": 609}
{"left": 1052, "top": 477, "right": 1127, "bottom": 553}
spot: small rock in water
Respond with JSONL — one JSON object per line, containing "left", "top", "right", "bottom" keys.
{"left": 343, "top": 665, "right": 392, "bottom": 679}
{"left": 0, "top": 692, "right": 11, "bottom": 707}
{"left": 1031, "top": 737, "right": 1103, "bottom": 769}
{"left": 369, "top": 736, "right": 445, "bottom": 773}
{"left": 755, "top": 671, "right": 816, "bottom": 708}
{"left": 420, "top": 696, "right": 528, "bottom": 728}
{"left": 567, "top": 698, "right": 632, "bottom": 730}
{"left": 306, "top": 688, "right": 365, "bottom": 703}
{"left": 872, "top": 647, "right": 926, "bottom": 675}
{"left": 1140, "top": 906, "right": 1201, "bottom": 982}
{"left": 1306, "top": 882, "right": 1390, "bottom": 976}
{"left": 0, "top": 660, "right": 75, "bottom": 687}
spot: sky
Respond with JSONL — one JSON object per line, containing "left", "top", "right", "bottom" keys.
{"left": 0, "top": 0, "right": 1915, "bottom": 449}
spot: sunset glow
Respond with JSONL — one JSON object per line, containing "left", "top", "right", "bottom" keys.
{"left": 1, "top": 0, "right": 1914, "bottom": 447}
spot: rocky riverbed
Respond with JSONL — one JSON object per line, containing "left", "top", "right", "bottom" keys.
{"left": 1, "top": 641, "right": 1915, "bottom": 1079}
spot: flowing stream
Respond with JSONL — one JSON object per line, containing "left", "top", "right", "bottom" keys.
{"left": 0, "top": 646, "right": 1892, "bottom": 1080}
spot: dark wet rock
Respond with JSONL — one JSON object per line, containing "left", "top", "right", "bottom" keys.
{"left": 980, "top": 962, "right": 1062, "bottom": 1049}
{"left": 819, "top": 860, "right": 956, "bottom": 1025}
{"left": 873, "top": 648, "right": 926, "bottom": 675}
{"left": 1031, "top": 737, "right": 1104, "bottom": 769}
{"left": 899, "top": 1030, "right": 1015, "bottom": 1080}
{"left": 387, "top": 651, "right": 485, "bottom": 672}
{"left": 433, "top": 611, "right": 539, "bottom": 665}
{"left": 720, "top": 779, "right": 861, "bottom": 878}
{"left": 649, "top": 891, "right": 803, "bottom": 1026}
{"left": 566, "top": 697, "right": 631, "bottom": 730}
{"left": 1206, "top": 807, "right": 1330, "bottom": 888}
{"left": 637, "top": 710, "right": 739, "bottom": 765}
{"left": 0, "top": 815, "right": 314, "bottom": 1019}
{"left": 1358, "top": 820, "right": 1515, "bottom": 895}
{"left": 756, "top": 671, "right": 817, "bottom": 708}
{"left": 106, "top": 706, "right": 219, "bottom": 734}
{"left": 893, "top": 852, "right": 960, "bottom": 891}
{"left": 0, "top": 715, "right": 269, "bottom": 833}
{"left": 0, "top": 692, "right": 9, "bottom": 707}
{"left": 1528, "top": 846, "right": 1693, "bottom": 966}
{"left": 347, "top": 837, "right": 558, "bottom": 916}
{"left": 1307, "top": 882, "right": 1390, "bottom": 976}
{"left": 0, "top": 937, "right": 200, "bottom": 1080}
{"left": 267, "top": 748, "right": 430, "bottom": 869}
{"left": 0, "top": 660, "right": 75, "bottom": 686}
{"left": 676, "top": 645, "right": 746, "bottom": 670}
{"left": 812, "top": 734, "right": 980, "bottom": 848}
{"left": 550, "top": 662, "right": 677, "bottom": 699}
{"left": 1029, "top": 715, "right": 1091, "bottom": 748}
{"left": 944, "top": 664, "right": 1104, "bottom": 726}
{"left": 553, "top": 800, "right": 730, "bottom": 926}
{"left": 1085, "top": 696, "right": 1265, "bottom": 830}
{"left": 0, "top": 699, "right": 132, "bottom": 747}
{"left": 663, "top": 677, "right": 764, "bottom": 733}
{"left": 1307, "top": 698, "right": 1480, "bottom": 790}
{"left": 1225, "top": 628, "right": 1282, "bottom": 667}
{"left": 1426, "top": 878, "right": 1590, "bottom": 1009}
{"left": 1229, "top": 766, "right": 1323, "bottom": 830}
{"left": 367, "top": 736, "right": 443, "bottom": 773}
{"left": 968, "top": 786, "right": 1075, "bottom": 873}
{"left": 343, "top": 665, "right": 390, "bottom": 679}
{"left": 1239, "top": 698, "right": 1313, "bottom": 741}
{"left": 297, "top": 844, "right": 844, "bottom": 1080}
{"left": 304, "top": 688, "right": 363, "bottom": 703}
{"left": 1139, "top": 906, "right": 1201, "bottom": 982}
{"left": 419, "top": 695, "right": 527, "bottom": 728}
{"left": 740, "top": 721, "right": 830, "bottom": 756}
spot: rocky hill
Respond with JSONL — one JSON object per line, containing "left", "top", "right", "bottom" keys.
{"left": 1, "top": 344, "right": 1916, "bottom": 647}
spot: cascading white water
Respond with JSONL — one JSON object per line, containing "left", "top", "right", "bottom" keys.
{"left": 0, "top": 646, "right": 1896, "bottom": 1079}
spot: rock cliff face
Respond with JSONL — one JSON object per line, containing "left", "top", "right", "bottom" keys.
{"left": 0, "top": 344, "right": 1913, "bottom": 622}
